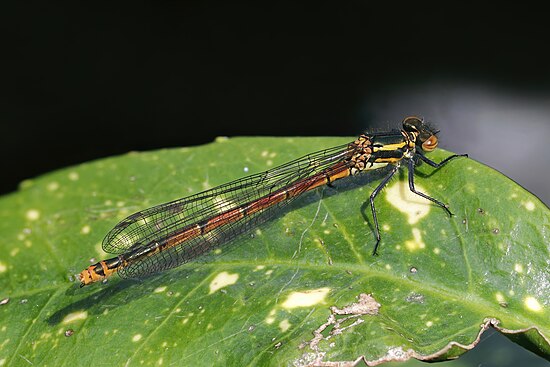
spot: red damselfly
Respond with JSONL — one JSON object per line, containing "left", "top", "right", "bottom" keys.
{"left": 79, "top": 117, "right": 467, "bottom": 286}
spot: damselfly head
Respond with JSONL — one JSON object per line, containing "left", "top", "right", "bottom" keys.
{"left": 402, "top": 116, "right": 439, "bottom": 152}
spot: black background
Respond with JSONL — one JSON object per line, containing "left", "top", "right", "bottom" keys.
{"left": 2, "top": 2, "right": 549, "bottom": 197}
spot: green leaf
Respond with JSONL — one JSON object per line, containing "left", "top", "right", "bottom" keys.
{"left": 0, "top": 136, "right": 548, "bottom": 366}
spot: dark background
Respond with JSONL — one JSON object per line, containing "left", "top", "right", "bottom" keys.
{"left": 3, "top": 3, "right": 549, "bottom": 199}
{"left": 1, "top": 3, "right": 549, "bottom": 366}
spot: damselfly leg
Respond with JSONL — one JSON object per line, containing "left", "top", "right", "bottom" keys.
{"left": 369, "top": 165, "right": 400, "bottom": 255}
{"left": 369, "top": 152, "right": 468, "bottom": 255}
{"left": 417, "top": 152, "right": 469, "bottom": 169}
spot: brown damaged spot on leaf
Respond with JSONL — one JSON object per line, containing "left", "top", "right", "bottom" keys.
{"left": 295, "top": 294, "right": 380, "bottom": 366}
{"left": 296, "top": 318, "right": 549, "bottom": 366}
{"left": 330, "top": 293, "right": 381, "bottom": 316}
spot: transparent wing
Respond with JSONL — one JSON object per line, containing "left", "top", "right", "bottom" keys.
{"left": 103, "top": 143, "right": 355, "bottom": 258}
{"left": 117, "top": 156, "right": 356, "bottom": 279}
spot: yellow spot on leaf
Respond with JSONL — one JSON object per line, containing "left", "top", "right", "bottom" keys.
{"left": 68, "top": 172, "right": 79, "bottom": 181}
{"left": 47, "top": 182, "right": 59, "bottom": 191}
{"left": 265, "top": 309, "right": 276, "bottom": 324}
{"left": 26, "top": 209, "right": 40, "bottom": 221}
{"left": 62, "top": 311, "right": 88, "bottom": 324}
{"left": 132, "top": 334, "right": 142, "bottom": 342}
{"left": 514, "top": 264, "right": 523, "bottom": 273}
{"left": 209, "top": 271, "right": 239, "bottom": 294}
{"left": 524, "top": 201, "right": 535, "bottom": 211}
{"left": 154, "top": 286, "right": 167, "bottom": 293}
{"left": 405, "top": 228, "right": 426, "bottom": 251}
{"left": 524, "top": 296, "right": 542, "bottom": 312}
{"left": 385, "top": 181, "right": 432, "bottom": 224}
{"left": 81, "top": 225, "right": 91, "bottom": 234}
{"left": 279, "top": 319, "right": 291, "bottom": 332}
{"left": 281, "top": 287, "right": 330, "bottom": 309}
{"left": 213, "top": 197, "right": 236, "bottom": 212}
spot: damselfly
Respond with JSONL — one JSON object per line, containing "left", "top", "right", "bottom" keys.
{"left": 78, "top": 116, "right": 467, "bottom": 286}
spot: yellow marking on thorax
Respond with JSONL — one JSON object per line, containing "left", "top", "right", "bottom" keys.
{"left": 373, "top": 157, "right": 402, "bottom": 164}
{"left": 372, "top": 141, "right": 407, "bottom": 152}
{"left": 362, "top": 162, "right": 389, "bottom": 171}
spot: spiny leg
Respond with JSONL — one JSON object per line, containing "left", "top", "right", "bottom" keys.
{"left": 407, "top": 158, "right": 453, "bottom": 216}
{"left": 369, "top": 165, "right": 399, "bottom": 255}
{"left": 417, "top": 152, "right": 468, "bottom": 168}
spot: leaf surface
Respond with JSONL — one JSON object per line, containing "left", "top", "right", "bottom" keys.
{"left": 0, "top": 136, "right": 548, "bottom": 366}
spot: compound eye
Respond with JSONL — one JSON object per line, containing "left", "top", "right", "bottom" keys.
{"left": 403, "top": 116, "right": 421, "bottom": 124}
{"left": 422, "top": 135, "right": 438, "bottom": 151}
{"left": 403, "top": 116, "right": 422, "bottom": 132}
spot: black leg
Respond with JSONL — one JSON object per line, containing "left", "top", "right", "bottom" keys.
{"left": 370, "top": 165, "right": 399, "bottom": 255}
{"left": 417, "top": 152, "right": 468, "bottom": 168}
{"left": 407, "top": 158, "right": 453, "bottom": 216}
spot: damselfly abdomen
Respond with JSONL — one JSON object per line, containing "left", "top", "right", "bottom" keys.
{"left": 78, "top": 116, "right": 467, "bottom": 286}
